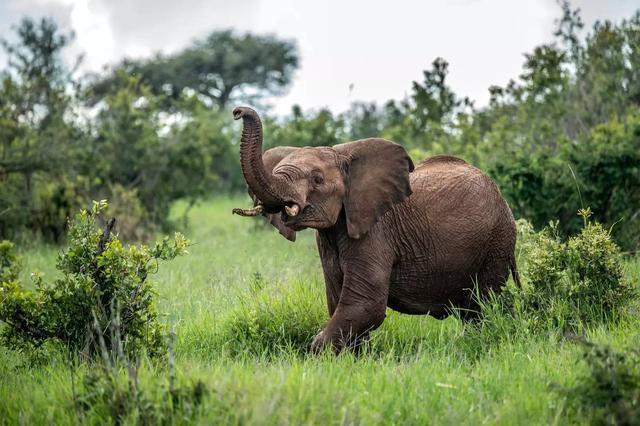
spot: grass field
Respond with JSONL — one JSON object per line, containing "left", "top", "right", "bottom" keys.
{"left": 1, "top": 197, "right": 639, "bottom": 425}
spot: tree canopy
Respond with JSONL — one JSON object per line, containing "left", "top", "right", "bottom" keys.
{"left": 90, "top": 30, "right": 299, "bottom": 110}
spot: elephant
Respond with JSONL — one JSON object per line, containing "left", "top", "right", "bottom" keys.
{"left": 231, "top": 106, "right": 520, "bottom": 353}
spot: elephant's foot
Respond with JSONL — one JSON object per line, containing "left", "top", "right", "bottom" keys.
{"left": 310, "top": 330, "right": 328, "bottom": 354}
{"left": 310, "top": 328, "right": 371, "bottom": 354}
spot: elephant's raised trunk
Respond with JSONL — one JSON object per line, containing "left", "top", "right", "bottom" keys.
{"left": 233, "top": 107, "right": 287, "bottom": 210}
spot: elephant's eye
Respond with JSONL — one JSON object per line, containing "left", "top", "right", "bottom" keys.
{"left": 313, "top": 174, "right": 324, "bottom": 186}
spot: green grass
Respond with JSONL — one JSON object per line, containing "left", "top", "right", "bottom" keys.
{"left": 2, "top": 196, "right": 640, "bottom": 424}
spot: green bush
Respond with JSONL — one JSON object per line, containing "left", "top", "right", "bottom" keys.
{"left": 0, "top": 200, "right": 188, "bottom": 358}
{"left": 29, "top": 176, "right": 89, "bottom": 243}
{"left": 520, "top": 214, "right": 633, "bottom": 328}
{"left": 474, "top": 215, "right": 635, "bottom": 341}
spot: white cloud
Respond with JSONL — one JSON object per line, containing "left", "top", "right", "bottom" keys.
{"left": 66, "top": 0, "right": 115, "bottom": 71}
{"left": 2, "top": 0, "right": 638, "bottom": 114}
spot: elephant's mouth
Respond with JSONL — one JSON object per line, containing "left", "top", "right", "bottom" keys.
{"left": 281, "top": 203, "right": 312, "bottom": 229}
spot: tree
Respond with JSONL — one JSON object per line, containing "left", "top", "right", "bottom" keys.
{"left": 91, "top": 30, "right": 299, "bottom": 110}
{"left": 341, "top": 102, "right": 385, "bottom": 141}
{"left": 410, "top": 57, "right": 463, "bottom": 128}
{"left": 0, "top": 17, "right": 76, "bottom": 179}
{"left": 474, "top": 3, "right": 640, "bottom": 249}
{"left": 267, "top": 105, "right": 345, "bottom": 149}
{"left": 0, "top": 17, "right": 82, "bottom": 240}
{"left": 83, "top": 72, "right": 237, "bottom": 233}
{"left": 375, "top": 58, "right": 471, "bottom": 153}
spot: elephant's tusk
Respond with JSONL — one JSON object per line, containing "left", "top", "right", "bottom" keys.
{"left": 284, "top": 204, "right": 299, "bottom": 217}
{"left": 232, "top": 205, "right": 264, "bottom": 217}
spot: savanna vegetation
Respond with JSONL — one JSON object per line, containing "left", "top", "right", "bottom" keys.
{"left": 0, "top": 199, "right": 638, "bottom": 424}
{"left": 1, "top": 1, "right": 640, "bottom": 424}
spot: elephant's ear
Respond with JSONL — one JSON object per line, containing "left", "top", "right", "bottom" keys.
{"left": 334, "top": 138, "right": 414, "bottom": 239}
{"left": 248, "top": 146, "right": 299, "bottom": 242}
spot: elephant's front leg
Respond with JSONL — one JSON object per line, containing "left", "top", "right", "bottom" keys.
{"left": 312, "top": 262, "right": 390, "bottom": 353}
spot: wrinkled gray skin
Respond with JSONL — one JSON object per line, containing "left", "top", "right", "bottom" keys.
{"left": 232, "top": 107, "right": 519, "bottom": 353}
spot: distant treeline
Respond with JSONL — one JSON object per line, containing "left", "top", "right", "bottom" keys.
{"left": 0, "top": 2, "right": 638, "bottom": 249}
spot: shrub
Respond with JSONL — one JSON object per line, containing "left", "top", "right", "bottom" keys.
{"left": 30, "top": 176, "right": 89, "bottom": 243}
{"left": 518, "top": 213, "right": 633, "bottom": 329}
{"left": 0, "top": 200, "right": 189, "bottom": 358}
{"left": 475, "top": 215, "right": 635, "bottom": 339}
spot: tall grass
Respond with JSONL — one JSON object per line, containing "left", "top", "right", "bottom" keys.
{"left": 1, "top": 197, "right": 639, "bottom": 424}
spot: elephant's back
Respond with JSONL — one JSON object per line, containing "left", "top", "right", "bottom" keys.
{"left": 414, "top": 155, "right": 469, "bottom": 168}
{"left": 399, "top": 154, "right": 515, "bottom": 264}
{"left": 410, "top": 155, "right": 508, "bottom": 217}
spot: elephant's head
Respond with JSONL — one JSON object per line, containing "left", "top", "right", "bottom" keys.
{"left": 232, "top": 106, "right": 414, "bottom": 241}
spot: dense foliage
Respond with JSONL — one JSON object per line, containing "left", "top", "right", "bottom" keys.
{"left": 0, "top": 240, "right": 20, "bottom": 283}
{"left": 0, "top": 19, "right": 291, "bottom": 241}
{"left": 0, "top": 201, "right": 188, "bottom": 358}
{"left": 266, "top": 3, "right": 640, "bottom": 249}
{"left": 0, "top": 3, "right": 639, "bottom": 250}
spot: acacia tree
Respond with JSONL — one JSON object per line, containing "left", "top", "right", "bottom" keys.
{"left": 91, "top": 30, "right": 299, "bottom": 110}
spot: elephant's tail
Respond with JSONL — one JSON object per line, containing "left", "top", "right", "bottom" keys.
{"left": 509, "top": 256, "right": 522, "bottom": 287}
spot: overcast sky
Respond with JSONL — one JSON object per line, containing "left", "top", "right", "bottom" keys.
{"left": 0, "top": 0, "right": 638, "bottom": 115}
